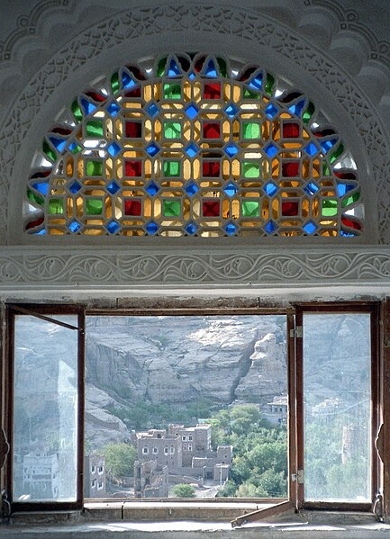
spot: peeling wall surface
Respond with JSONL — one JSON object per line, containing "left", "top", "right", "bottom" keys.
{"left": 0, "top": 0, "right": 389, "bottom": 298}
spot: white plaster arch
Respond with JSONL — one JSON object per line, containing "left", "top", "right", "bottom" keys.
{"left": 0, "top": 1, "right": 390, "bottom": 291}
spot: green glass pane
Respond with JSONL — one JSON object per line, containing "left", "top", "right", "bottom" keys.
{"left": 242, "top": 200, "right": 260, "bottom": 217}
{"left": 49, "top": 198, "right": 64, "bottom": 215}
{"left": 163, "top": 83, "right": 181, "bottom": 99}
{"left": 157, "top": 57, "right": 167, "bottom": 77}
{"left": 243, "top": 122, "right": 260, "bottom": 139}
{"left": 86, "top": 198, "right": 103, "bottom": 215}
{"left": 71, "top": 100, "right": 83, "bottom": 122}
{"left": 42, "top": 140, "right": 56, "bottom": 163}
{"left": 70, "top": 142, "right": 82, "bottom": 155}
{"left": 163, "top": 161, "right": 181, "bottom": 177}
{"left": 111, "top": 72, "right": 120, "bottom": 93}
{"left": 303, "top": 101, "right": 315, "bottom": 124}
{"left": 243, "top": 89, "right": 260, "bottom": 99}
{"left": 217, "top": 57, "right": 227, "bottom": 77}
{"left": 27, "top": 188, "right": 44, "bottom": 206}
{"left": 341, "top": 191, "right": 360, "bottom": 208}
{"left": 86, "top": 160, "right": 103, "bottom": 176}
{"left": 243, "top": 162, "right": 260, "bottom": 178}
{"left": 321, "top": 199, "right": 338, "bottom": 217}
{"left": 86, "top": 120, "right": 104, "bottom": 137}
{"left": 164, "top": 122, "right": 182, "bottom": 139}
{"left": 323, "top": 163, "right": 331, "bottom": 176}
{"left": 329, "top": 143, "right": 344, "bottom": 164}
{"left": 163, "top": 199, "right": 181, "bottom": 217}
{"left": 264, "top": 73, "right": 275, "bottom": 96}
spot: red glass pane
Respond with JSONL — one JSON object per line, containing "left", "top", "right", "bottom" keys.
{"left": 126, "top": 121, "right": 142, "bottom": 138}
{"left": 283, "top": 122, "right": 300, "bottom": 138}
{"left": 203, "top": 83, "right": 221, "bottom": 99}
{"left": 124, "top": 87, "right": 142, "bottom": 98}
{"left": 282, "top": 161, "right": 300, "bottom": 177}
{"left": 125, "top": 160, "right": 142, "bottom": 177}
{"left": 203, "top": 122, "right": 221, "bottom": 139}
{"left": 26, "top": 216, "right": 45, "bottom": 230}
{"left": 341, "top": 217, "right": 362, "bottom": 230}
{"left": 334, "top": 171, "right": 357, "bottom": 180}
{"left": 202, "top": 200, "right": 220, "bottom": 217}
{"left": 281, "top": 200, "right": 299, "bottom": 216}
{"left": 124, "top": 199, "right": 142, "bottom": 216}
{"left": 203, "top": 161, "right": 220, "bottom": 177}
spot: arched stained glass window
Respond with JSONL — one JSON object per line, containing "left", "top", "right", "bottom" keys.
{"left": 25, "top": 53, "right": 364, "bottom": 237}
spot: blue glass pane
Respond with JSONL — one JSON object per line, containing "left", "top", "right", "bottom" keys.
{"left": 205, "top": 60, "right": 218, "bottom": 77}
{"left": 225, "top": 222, "right": 237, "bottom": 236}
{"left": 185, "top": 143, "right": 199, "bottom": 158}
{"left": 289, "top": 100, "right": 305, "bottom": 116}
{"left": 107, "top": 102, "right": 120, "bottom": 116}
{"left": 146, "top": 103, "right": 160, "bottom": 117}
{"left": 265, "top": 220, "right": 277, "bottom": 233}
{"left": 107, "top": 181, "right": 120, "bottom": 195}
{"left": 146, "top": 142, "right": 160, "bottom": 156}
{"left": 264, "top": 182, "right": 278, "bottom": 196}
{"left": 303, "top": 221, "right": 317, "bottom": 234}
{"left": 304, "top": 182, "right": 319, "bottom": 196}
{"left": 122, "top": 70, "right": 136, "bottom": 90}
{"left": 189, "top": 72, "right": 196, "bottom": 80}
{"left": 248, "top": 74, "right": 263, "bottom": 90}
{"left": 34, "top": 229, "right": 46, "bottom": 235}
{"left": 225, "top": 104, "right": 238, "bottom": 118}
{"left": 49, "top": 137, "right": 67, "bottom": 153}
{"left": 168, "top": 58, "right": 181, "bottom": 76}
{"left": 107, "top": 142, "right": 121, "bottom": 157}
{"left": 337, "top": 183, "right": 354, "bottom": 197}
{"left": 69, "top": 181, "right": 81, "bottom": 194}
{"left": 224, "top": 182, "right": 238, "bottom": 196}
{"left": 80, "top": 98, "right": 97, "bottom": 115}
{"left": 185, "top": 104, "right": 199, "bottom": 119}
{"left": 146, "top": 181, "right": 159, "bottom": 196}
{"left": 68, "top": 142, "right": 81, "bottom": 154}
{"left": 320, "top": 138, "right": 337, "bottom": 153}
{"left": 146, "top": 221, "right": 159, "bottom": 235}
{"left": 69, "top": 220, "right": 81, "bottom": 233}
{"left": 340, "top": 230, "right": 356, "bottom": 237}
{"left": 265, "top": 104, "right": 278, "bottom": 118}
{"left": 185, "top": 181, "right": 199, "bottom": 196}
{"left": 264, "top": 143, "right": 278, "bottom": 157}
{"left": 305, "top": 142, "right": 318, "bottom": 156}
{"left": 185, "top": 222, "right": 198, "bottom": 235}
{"left": 32, "top": 182, "right": 49, "bottom": 195}
{"left": 224, "top": 143, "right": 239, "bottom": 157}
{"left": 106, "top": 220, "right": 120, "bottom": 234}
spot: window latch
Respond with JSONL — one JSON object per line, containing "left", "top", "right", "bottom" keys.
{"left": 291, "top": 469, "right": 304, "bottom": 484}
{"left": 289, "top": 326, "right": 303, "bottom": 338}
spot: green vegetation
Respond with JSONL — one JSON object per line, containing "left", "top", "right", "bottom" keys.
{"left": 209, "top": 404, "right": 288, "bottom": 498}
{"left": 106, "top": 398, "right": 216, "bottom": 430}
{"left": 172, "top": 483, "right": 196, "bottom": 498}
{"left": 102, "top": 443, "right": 136, "bottom": 478}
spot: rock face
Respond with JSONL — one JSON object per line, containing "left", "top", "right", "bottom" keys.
{"left": 86, "top": 315, "right": 287, "bottom": 405}
{"left": 85, "top": 315, "right": 288, "bottom": 446}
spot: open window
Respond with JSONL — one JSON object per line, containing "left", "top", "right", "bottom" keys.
{"left": 5, "top": 305, "right": 85, "bottom": 512}
{"left": 3, "top": 301, "right": 380, "bottom": 520}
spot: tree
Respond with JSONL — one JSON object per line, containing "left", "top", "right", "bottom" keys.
{"left": 103, "top": 443, "right": 136, "bottom": 477}
{"left": 172, "top": 483, "right": 196, "bottom": 498}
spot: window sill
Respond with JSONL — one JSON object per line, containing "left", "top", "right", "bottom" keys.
{"left": 2, "top": 511, "right": 389, "bottom": 538}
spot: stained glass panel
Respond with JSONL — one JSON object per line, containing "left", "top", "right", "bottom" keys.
{"left": 25, "top": 53, "right": 364, "bottom": 237}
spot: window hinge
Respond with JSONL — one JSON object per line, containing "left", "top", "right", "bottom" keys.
{"left": 291, "top": 469, "right": 304, "bottom": 484}
{"left": 289, "top": 326, "right": 303, "bottom": 338}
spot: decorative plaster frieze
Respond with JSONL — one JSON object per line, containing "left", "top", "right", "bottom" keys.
{"left": 0, "top": 248, "right": 390, "bottom": 288}
{"left": 0, "top": 1, "right": 389, "bottom": 250}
